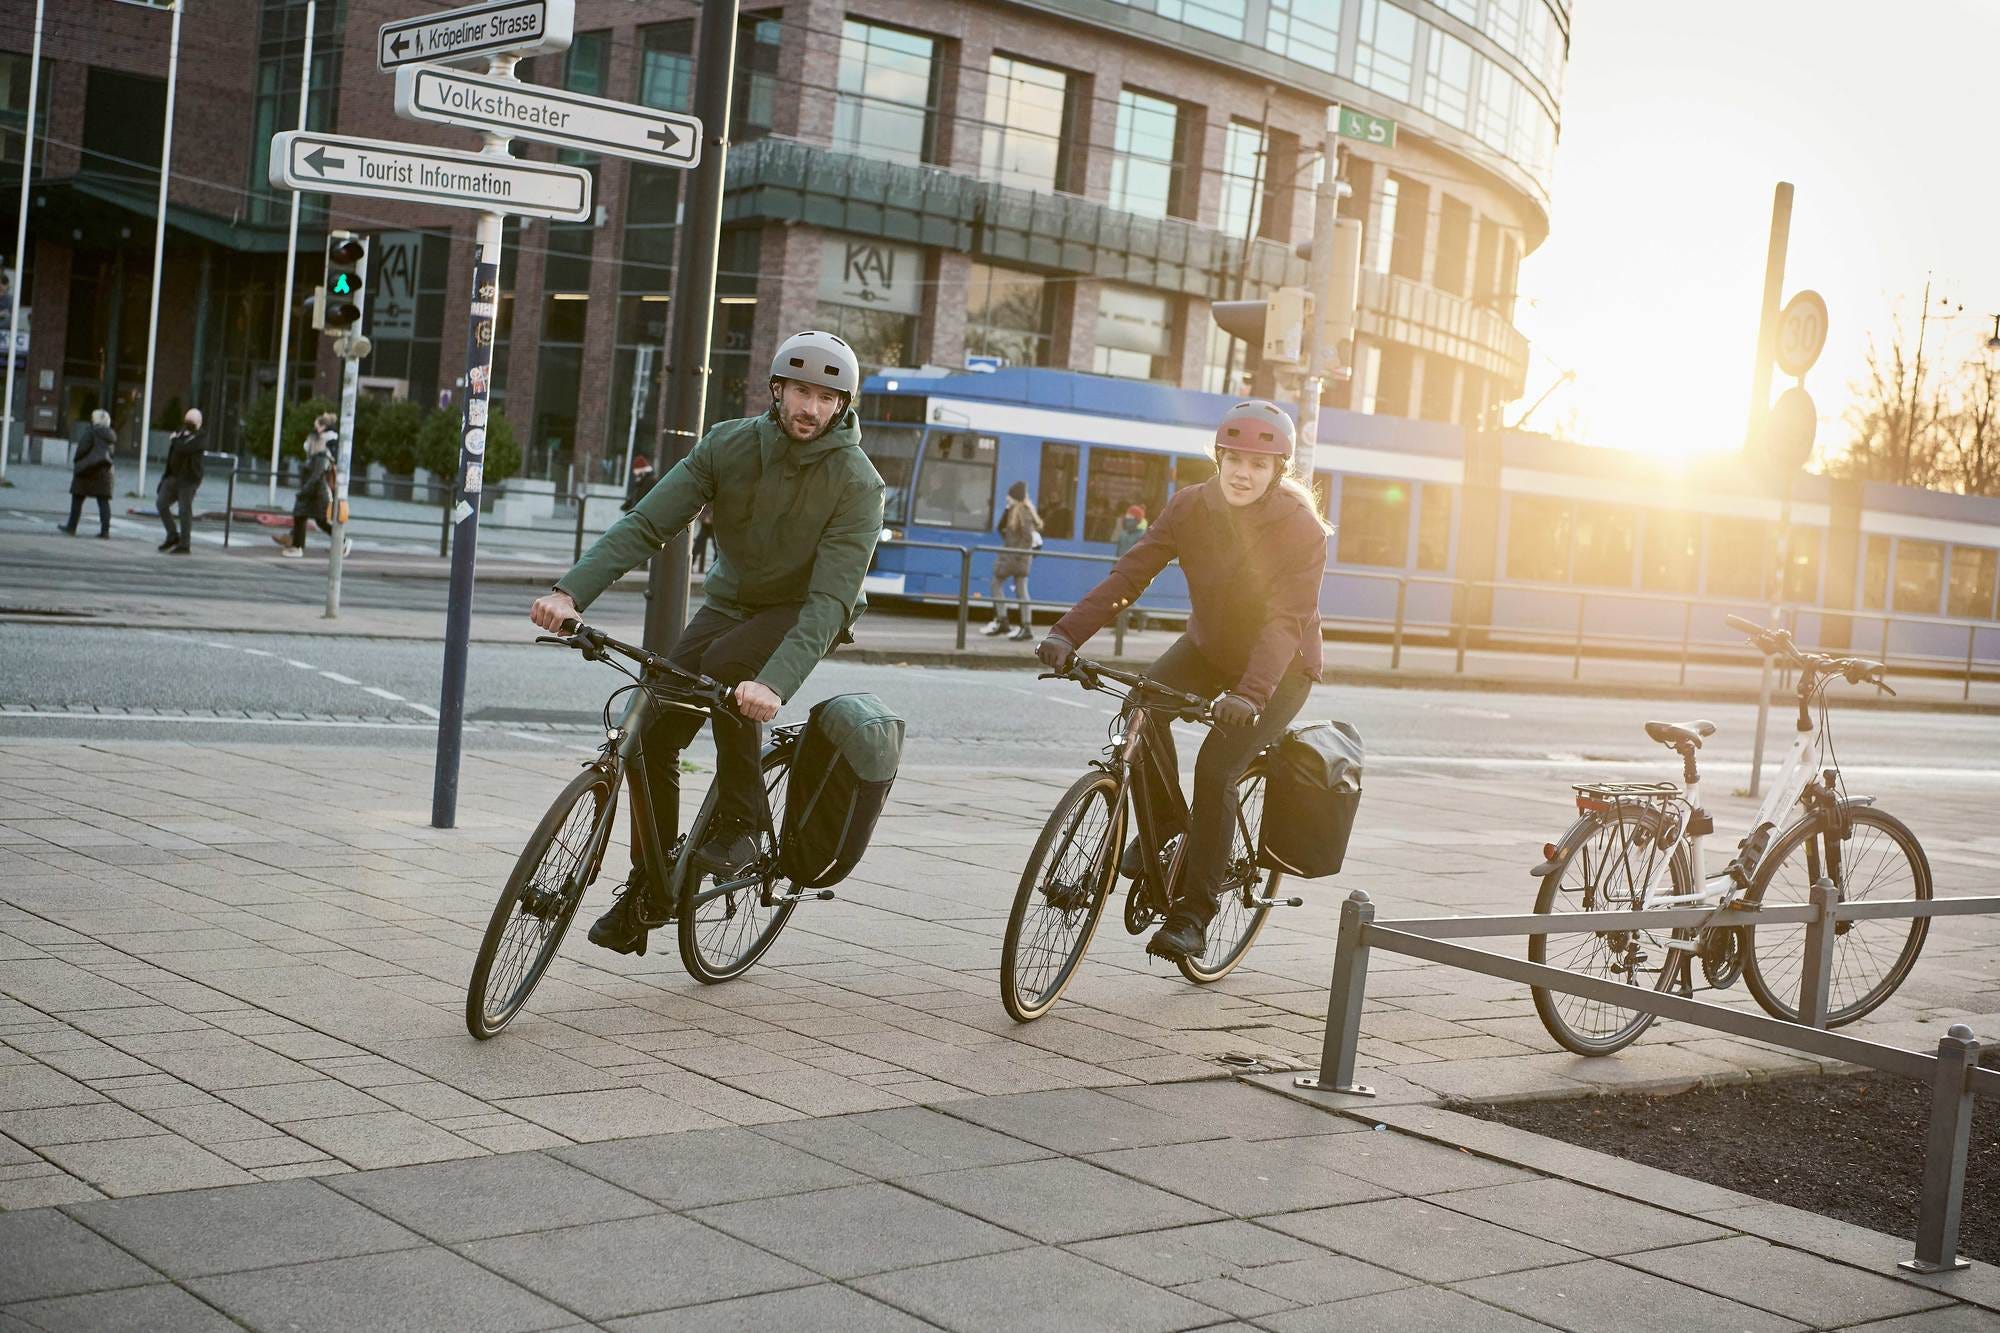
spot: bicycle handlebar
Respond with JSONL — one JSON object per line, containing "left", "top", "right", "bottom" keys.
{"left": 536, "top": 619, "right": 736, "bottom": 711}
{"left": 1724, "top": 615, "right": 1894, "bottom": 694}
{"left": 1048, "top": 655, "right": 1218, "bottom": 723}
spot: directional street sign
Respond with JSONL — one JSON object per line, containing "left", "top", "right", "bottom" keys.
{"left": 269, "top": 131, "right": 592, "bottom": 221}
{"left": 396, "top": 64, "right": 702, "bottom": 169}
{"left": 1337, "top": 107, "right": 1397, "bottom": 149}
{"left": 378, "top": 0, "right": 573, "bottom": 71}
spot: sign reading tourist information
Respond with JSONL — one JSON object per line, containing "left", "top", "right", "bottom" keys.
{"left": 269, "top": 131, "right": 592, "bottom": 221}
{"left": 377, "top": 0, "right": 573, "bottom": 71}
{"left": 395, "top": 65, "right": 702, "bottom": 169}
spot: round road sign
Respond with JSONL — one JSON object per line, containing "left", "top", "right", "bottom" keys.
{"left": 1776, "top": 290, "right": 1828, "bottom": 379}
{"left": 1765, "top": 385, "right": 1816, "bottom": 473}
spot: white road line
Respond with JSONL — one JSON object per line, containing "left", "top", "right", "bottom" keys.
{"left": 508, "top": 731, "right": 559, "bottom": 745}
{"left": 319, "top": 672, "right": 360, "bottom": 685}
{"left": 364, "top": 687, "right": 406, "bottom": 702}
{"left": 0, "top": 710, "right": 450, "bottom": 731}
{"left": 402, "top": 701, "right": 441, "bottom": 718}
{"left": 240, "top": 648, "right": 275, "bottom": 658}
{"left": 1377, "top": 753, "right": 2000, "bottom": 780}
{"left": 997, "top": 682, "right": 1106, "bottom": 713}
{"left": 285, "top": 659, "right": 319, "bottom": 671}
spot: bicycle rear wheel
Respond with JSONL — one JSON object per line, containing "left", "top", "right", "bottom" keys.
{"left": 1001, "top": 770, "right": 1121, "bottom": 1022}
{"left": 677, "top": 748, "right": 799, "bottom": 984}
{"left": 1530, "top": 804, "right": 1692, "bottom": 1056}
{"left": 1742, "top": 804, "right": 1931, "bottom": 1026}
{"left": 466, "top": 766, "right": 615, "bottom": 1039}
{"left": 1179, "top": 759, "right": 1276, "bottom": 984}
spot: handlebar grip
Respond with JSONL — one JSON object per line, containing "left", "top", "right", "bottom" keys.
{"left": 1724, "top": 614, "right": 1763, "bottom": 635}
{"left": 559, "top": 617, "right": 583, "bottom": 635}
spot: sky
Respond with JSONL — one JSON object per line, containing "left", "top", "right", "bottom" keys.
{"left": 1512, "top": 0, "right": 2000, "bottom": 463}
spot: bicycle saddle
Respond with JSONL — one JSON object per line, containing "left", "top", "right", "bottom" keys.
{"left": 1644, "top": 719, "right": 1717, "bottom": 749}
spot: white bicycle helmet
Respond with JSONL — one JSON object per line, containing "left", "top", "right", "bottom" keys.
{"left": 770, "top": 330, "right": 860, "bottom": 399}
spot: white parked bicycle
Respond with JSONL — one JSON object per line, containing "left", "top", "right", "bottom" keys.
{"left": 1530, "top": 614, "right": 1933, "bottom": 1055}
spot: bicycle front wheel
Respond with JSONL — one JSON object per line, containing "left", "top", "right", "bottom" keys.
{"left": 677, "top": 748, "right": 799, "bottom": 984}
{"left": 1530, "top": 804, "right": 1692, "bottom": 1056}
{"left": 467, "top": 766, "right": 615, "bottom": 1039}
{"left": 1179, "top": 759, "right": 1276, "bottom": 984}
{"left": 1742, "top": 805, "right": 1931, "bottom": 1026}
{"left": 1001, "top": 770, "right": 1121, "bottom": 1022}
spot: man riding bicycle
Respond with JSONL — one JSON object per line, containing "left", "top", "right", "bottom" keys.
{"left": 529, "top": 331, "right": 886, "bottom": 955}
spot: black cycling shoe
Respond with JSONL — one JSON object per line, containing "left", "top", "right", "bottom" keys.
{"left": 586, "top": 885, "right": 651, "bottom": 955}
{"left": 1145, "top": 914, "right": 1208, "bottom": 962}
{"left": 693, "top": 818, "right": 760, "bottom": 876}
{"left": 1119, "top": 836, "right": 1144, "bottom": 879}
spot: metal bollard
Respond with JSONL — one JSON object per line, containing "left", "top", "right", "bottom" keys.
{"left": 1797, "top": 876, "right": 1838, "bottom": 1028}
{"left": 1454, "top": 581, "right": 1470, "bottom": 674}
{"left": 1296, "top": 889, "right": 1377, "bottom": 1097}
{"left": 573, "top": 493, "right": 587, "bottom": 562}
{"left": 223, "top": 470, "right": 237, "bottom": 549}
{"left": 1899, "top": 1024, "right": 1980, "bottom": 1274}
{"left": 1390, "top": 580, "right": 1407, "bottom": 670}
{"left": 1965, "top": 625, "right": 1977, "bottom": 703}
{"left": 439, "top": 496, "right": 451, "bottom": 559}
{"left": 955, "top": 548, "right": 972, "bottom": 651}
{"left": 1572, "top": 594, "right": 1587, "bottom": 680}
{"left": 1678, "top": 601, "right": 1693, "bottom": 686}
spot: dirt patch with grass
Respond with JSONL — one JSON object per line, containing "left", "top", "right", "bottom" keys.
{"left": 1456, "top": 1054, "right": 1999, "bottom": 1266}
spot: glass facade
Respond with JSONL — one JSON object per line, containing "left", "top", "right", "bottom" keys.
{"left": 1085, "top": 449, "right": 1171, "bottom": 541}
{"left": 250, "top": 0, "right": 340, "bottom": 224}
{"left": 965, "top": 264, "right": 1054, "bottom": 367}
{"left": 1337, "top": 477, "right": 1410, "bottom": 566}
{"left": 1423, "top": 29, "right": 1476, "bottom": 131}
{"left": 912, "top": 431, "right": 997, "bottom": 529}
{"left": 1894, "top": 540, "right": 1945, "bottom": 614}
{"left": 834, "top": 20, "right": 938, "bottom": 165}
{"left": 1218, "top": 122, "right": 1267, "bottom": 242}
{"left": 981, "top": 55, "right": 1073, "bottom": 194}
{"left": 1108, "top": 89, "right": 1186, "bottom": 220}
{"left": 1949, "top": 546, "right": 1998, "bottom": 619}
{"left": 1264, "top": 0, "right": 1339, "bottom": 71}
{"left": 1153, "top": 0, "right": 1247, "bottom": 41}
{"left": 1354, "top": 0, "right": 1419, "bottom": 101}
{"left": 1091, "top": 285, "right": 1174, "bottom": 381}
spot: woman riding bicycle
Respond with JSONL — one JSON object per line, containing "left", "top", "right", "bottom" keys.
{"left": 1035, "top": 400, "right": 1329, "bottom": 962}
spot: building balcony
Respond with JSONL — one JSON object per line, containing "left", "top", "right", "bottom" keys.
{"left": 1361, "top": 270, "right": 1530, "bottom": 395}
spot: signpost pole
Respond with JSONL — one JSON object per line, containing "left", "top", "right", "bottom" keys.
{"left": 0, "top": 0, "right": 43, "bottom": 481}
{"left": 324, "top": 341, "right": 360, "bottom": 616}
{"left": 1746, "top": 183, "right": 1794, "bottom": 800}
{"left": 136, "top": 0, "right": 183, "bottom": 495}
{"left": 269, "top": 0, "right": 314, "bottom": 506}
{"left": 645, "top": 0, "right": 737, "bottom": 653}
{"left": 1293, "top": 105, "right": 1340, "bottom": 489}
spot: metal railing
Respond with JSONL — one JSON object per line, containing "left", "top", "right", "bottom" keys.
{"left": 1295, "top": 884, "right": 2000, "bottom": 1274}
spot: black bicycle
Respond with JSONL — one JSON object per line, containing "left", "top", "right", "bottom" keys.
{"left": 465, "top": 621, "right": 829, "bottom": 1038}
{"left": 999, "top": 656, "right": 1303, "bottom": 1021}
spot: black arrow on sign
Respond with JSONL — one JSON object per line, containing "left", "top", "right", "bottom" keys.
{"left": 391, "top": 33, "right": 411, "bottom": 57}
{"left": 646, "top": 123, "right": 685, "bottom": 155}
{"left": 302, "top": 145, "right": 346, "bottom": 175}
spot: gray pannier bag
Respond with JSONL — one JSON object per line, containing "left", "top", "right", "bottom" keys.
{"left": 1258, "top": 721, "right": 1364, "bottom": 878}
{"left": 779, "top": 693, "right": 905, "bottom": 889}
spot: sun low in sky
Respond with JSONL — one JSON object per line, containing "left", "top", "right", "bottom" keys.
{"left": 1514, "top": 0, "right": 1999, "bottom": 465}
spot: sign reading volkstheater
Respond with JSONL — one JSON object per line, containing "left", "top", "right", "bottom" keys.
{"left": 395, "top": 64, "right": 701, "bottom": 168}
{"left": 268, "top": 131, "right": 592, "bottom": 221}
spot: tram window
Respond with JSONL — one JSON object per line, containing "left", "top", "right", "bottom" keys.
{"left": 1894, "top": 540, "right": 1944, "bottom": 614}
{"left": 1416, "top": 485, "right": 1454, "bottom": 571}
{"left": 1572, "top": 506, "right": 1637, "bottom": 587}
{"left": 1641, "top": 511, "right": 1699, "bottom": 593}
{"left": 1785, "top": 528, "right": 1822, "bottom": 603}
{"left": 1173, "top": 455, "right": 1215, "bottom": 490}
{"left": 1705, "top": 518, "right": 1771, "bottom": 598}
{"left": 912, "top": 431, "right": 997, "bottom": 530}
{"left": 1336, "top": 477, "right": 1412, "bottom": 567}
{"left": 858, "top": 393, "right": 926, "bottom": 424}
{"left": 1083, "top": 448, "right": 1170, "bottom": 541}
{"left": 1948, "top": 546, "right": 1997, "bottom": 619}
{"left": 1506, "top": 496, "right": 1572, "bottom": 582}
{"left": 1313, "top": 469, "right": 1333, "bottom": 519}
{"left": 865, "top": 426, "right": 921, "bottom": 524}
{"left": 1862, "top": 535, "right": 1889, "bottom": 609}
{"left": 1040, "top": 442, "right": 1078, "bottom": 540}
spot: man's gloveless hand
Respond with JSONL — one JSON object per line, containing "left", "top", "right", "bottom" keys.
{"left": 531, "top": 590, "right": 578, "bottom": 633}
{"left": 735, "top": 681, "right": 781, "bottom": 722}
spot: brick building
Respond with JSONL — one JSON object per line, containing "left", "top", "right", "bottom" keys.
{"left": 1, "top": 0, "right": 1566, "bottom": 494}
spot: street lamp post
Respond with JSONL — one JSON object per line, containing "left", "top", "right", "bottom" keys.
{"left": 133, "top": 0, "right": 184, "bottom": 493}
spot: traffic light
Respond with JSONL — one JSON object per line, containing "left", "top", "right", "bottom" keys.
{"left": 322, "top": 231, "right": 368, "bottom": 333}
{"left": 1316, "top": 218, "right": 1364, "bottom": 378}
{"left": 1212, "top": 289, "right": 1310, "bottom": 368}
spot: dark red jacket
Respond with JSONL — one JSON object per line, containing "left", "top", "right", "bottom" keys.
{"left": 1052, "top": 479, "right": 1327, "bottom": 706}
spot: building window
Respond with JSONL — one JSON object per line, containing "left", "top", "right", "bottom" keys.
{"left": 1439, "top": 0, "right": 1479, "bottom": 18}
{"left": 1084, "top": 448, "right": 1171, "bottom": 542}
{"left": 1201, "top": 322, "right": 1240, "bottom": 396}
{"left": 1153, "top": 0, "right": 1247, "bottom": 40}
{"left": 1040, "top": 442, "right": 1079, "bottom": 539}
{"left": 1218, "top": 121, "right": 1267, "bottom": 242}
{"left": 1476, "top": 60, "right": 1519, "bottom": 154}
{"left": 556, "top": 32, "right": 609, "bottom": 165}
{"left": 1783, "top": 528, "right": 1821, "bottom": 603}
{"left": 1435, "top": 196, "right": 1472, "bottom": 297}
{"left": 965, "top": 264, "right": 1054, "bottom": 367}
{"left": 1488, "top": 0, "right": 1526, "bottom": 59}
{"left": 1862, "top": 534, "right": 1890, "bottom": 610}
{"left": 1507, "top": 496, "right": 1571, "bottom": 582}
{"left": 84, "top": 69, "right": 166, "bottom": 180}
{"left": 1374, "top": 344, "right": 1413, "bottom": 417}
{"left": 1337, "top": 477, "right": 1412, "bottom": 567}
{"left": 1264, "top": 0, "right": 1338, "bottom": 71}
{"left": 814, "top": 305, "right": 916, "bottom": 373}
{"left": 1641, "top": 512, "right": 1699, "bottom": 593}
{"left": 1354, "top": 0, "right": 1419, "bottom": 102}
{"left": 816, "top": 235, "right": 923, "bottom": 371}
{"left": 1422, "top": 29, "right": 1476, "bottom": 131}
{"left": 1417, "top": 484, "right": 1453, "bottom": 570}
{"left": 1420, "top": 359, "right": 1456, "bottom": 422}
{"left": 833, "top": 19, "right": 938, "bottom": 165}
{"left": 1893, "top": 540, "right": 1944, "bottom": 614}
{"left": 251, "top": 0, "right": 340, "bottom": 224}
{"left": 1572, "top": 507, "right": 1637, "bottom": 587}
{"left": 639, "top": 20, "right": 694, "bottom": 112}
{"left": 1706, "top": 518, "right": 1771, "bottom": 599}
{"left": 981, "top": 55, "right": 1074, "bottom": 193}
{"left": 1390, "top": 173, "right": 1427, "bottom": 281}
{"left": 1367, "top": 176, "right": 1400, "bottom": 274}
{"left": 1109, "top": 88, "right": 1187, "bottom": 220}
{"left": 1091, "top": 285, "right": 1174, "bottom": 381}
{"left": 732, "top": 17, "right": 781, "bottom": 140}
{"left": 912, "top": 431, "right": 996, "bottom": 529}
{"left": 1948, "top": 546, "right": 1997, "bottom": 619}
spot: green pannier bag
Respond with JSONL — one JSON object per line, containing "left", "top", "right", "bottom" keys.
{"left": 780, "top": 693, "right": 905, "bottom": 889}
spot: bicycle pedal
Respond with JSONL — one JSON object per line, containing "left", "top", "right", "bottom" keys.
{"left": 1253, "top": 896, "right": 1306, "bottom": 908}
{"left": 773, "top": 889, "right": 838, "bottom": 905}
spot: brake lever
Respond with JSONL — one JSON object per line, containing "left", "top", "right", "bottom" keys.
{"left": 1875, "top": 679, "right": 1897, "bottom": 697}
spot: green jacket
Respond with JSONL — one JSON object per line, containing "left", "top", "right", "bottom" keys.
{"left": 557, "top": 408, "right": 885, "bottom": 700}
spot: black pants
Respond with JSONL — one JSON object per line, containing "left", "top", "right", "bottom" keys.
{"left": 157, "top": 478, "right": 198, "bottom": 550}
{"left": 1133, "top": 635, "right": 1313, "bottom": 928}
{"left": 692, "top": 522, "right": 713, "bottom": 572}
{"left": 636, "top": 603, "right": 800, "bottom": 873}
{"left": 65, "top": 494, "right": 110, "bottom": 535}
{"left": 291, "top": 513, "right": 333, "bottom": 548}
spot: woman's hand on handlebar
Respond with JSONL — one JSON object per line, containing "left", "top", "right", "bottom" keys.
{"left": 1036, "top": 635, "right": 1075, "bottom": 673}
{"left": 734, "top": 680, "right": 781, "bottom": 722}
{"left": 530, "top": 590, "right": 579, "bottom": 633}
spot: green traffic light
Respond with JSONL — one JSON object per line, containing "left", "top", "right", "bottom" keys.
{"left": 331, "top": 273, "right": 355, "bottom": 295}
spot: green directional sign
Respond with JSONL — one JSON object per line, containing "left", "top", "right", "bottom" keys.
{"left": 1338, "top": 107, "right": 1397, "bottom": 149}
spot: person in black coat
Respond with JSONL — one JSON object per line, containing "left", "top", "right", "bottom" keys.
{"left": 276, "top": 415, "right": 346, "bottom": 557}
{"left": 156, "top": 409, "right": 205, "bottom": 554}
{"left": 59, "top": 410, "right": 117, "bottom": 539}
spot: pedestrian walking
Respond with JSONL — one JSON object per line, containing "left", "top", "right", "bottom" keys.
{"left": 983, "top": 479, "right": 1042, "bottom": 642}
{"left": 156, "top": 409, "right": 205, "bottom": 555}
{"left": 692, "top": 502, "right": 714, "bottom": 572}
{"left": 59, "top": 410, "right": 117, "bottom": 539}
{"left": 1114, "top": 503, "right": 1149, "bottom": 632}
{"left": 622, "top": 455, "right": 656, "bottom": 512}
{"left": 274, "top": 414, "right": 348, "bottom": 558}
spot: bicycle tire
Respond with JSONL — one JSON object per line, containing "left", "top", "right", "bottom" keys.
{"left": 677, "top": 748, "right": 800, "bottom": 984}
{"left": 1001, "top": 770, "right": 1122, "bottom": 1022}
{"left": 1741, "top": 804, "right": 1931, "bottom": 1026}
{"left": 1530, "top": 803, "right": 1692, "bottom": 1056}
{"left": 466, "top": 765, "right": 616, "bottom": 1039}
{"left": 1179, "top": 759, "right": 1276, "bottom": 984}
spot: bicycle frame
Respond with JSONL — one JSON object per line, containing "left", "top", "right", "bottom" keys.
{"left": 1649, "top": 707, "right": 1823, "bottom": 909}
{"left": 1108, "top": 702, "right": 1194, "bottom": 905}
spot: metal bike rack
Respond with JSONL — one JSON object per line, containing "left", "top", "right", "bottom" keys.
{"left": 1295, "top": 884, "right": 2000, "bottom": 1274}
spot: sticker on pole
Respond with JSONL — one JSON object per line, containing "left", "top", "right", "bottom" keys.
{"left": 452, "top": 499, "right": 473, "bottom": 524}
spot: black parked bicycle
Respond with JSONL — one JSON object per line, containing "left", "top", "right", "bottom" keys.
{"left": 465, "top": 621, "right": 829, "bottom": 1038}
{"left": 999, "top": 656, "right": 1303, "bottom": 1022}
